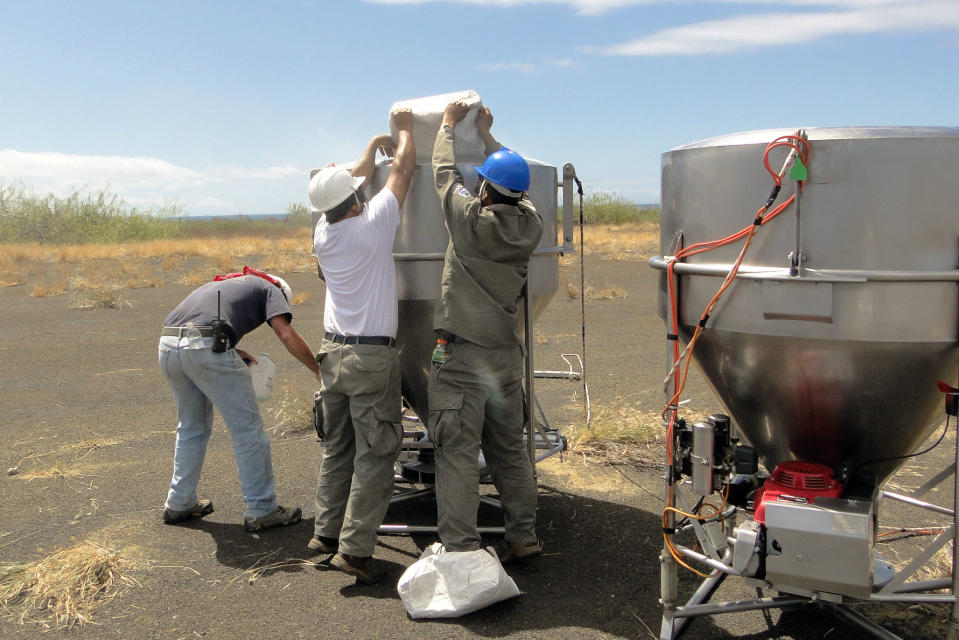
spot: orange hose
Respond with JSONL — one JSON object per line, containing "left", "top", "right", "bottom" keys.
{"left": 661, "top": 132, "right": 810, "bottom": 577}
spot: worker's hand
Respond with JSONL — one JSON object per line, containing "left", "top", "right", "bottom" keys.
{"left": 442, "top": 101, "right": 470, "bottom": 128}
{"left": 392, "top": 108, "right": 414, "bottom": 133}
{"left": 372, "top": 133, "right": 395, "bottom": 158}
{"left": 237, "top": 348, "right": 256, "bottom": 365}
{"left": 476, "top": 106, "right": 493, "bottom": 135}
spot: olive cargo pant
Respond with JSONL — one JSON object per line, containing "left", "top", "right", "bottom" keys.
{"left": 314, "top": 340, "right": 402, "bottom": 557}
{"left": 427, "top": 340, "right": 538, "bottom": 552}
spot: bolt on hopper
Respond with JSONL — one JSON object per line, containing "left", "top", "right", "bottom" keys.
{"left": 649, "top": 127, "right": 959, "bottom": 639}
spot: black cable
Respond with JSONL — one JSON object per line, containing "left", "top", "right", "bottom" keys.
{"left": 575, "top": 176, "right": 588, "bottom": 425}
{"left": 850, "top": 414, "right": 951, "bottom": 479}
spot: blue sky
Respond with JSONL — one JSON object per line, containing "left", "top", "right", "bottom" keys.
{"left": 1, "top": 0, "right": 957, "bottom": 215}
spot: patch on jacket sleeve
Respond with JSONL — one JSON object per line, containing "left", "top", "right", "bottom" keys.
{"left": 455, "top": 186, "right": 471, "bottom": 198}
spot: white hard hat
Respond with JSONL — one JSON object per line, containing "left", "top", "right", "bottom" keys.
{"left": 309, "top": 166, "right": 365, "bottom": 213}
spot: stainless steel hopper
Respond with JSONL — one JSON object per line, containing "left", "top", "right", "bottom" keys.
{"left": 650, "top": 126, "right": 959, "bottom": 482}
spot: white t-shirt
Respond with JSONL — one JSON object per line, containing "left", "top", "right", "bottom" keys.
{"left": 312, "top": 188, "right": 400, "bottom": 338}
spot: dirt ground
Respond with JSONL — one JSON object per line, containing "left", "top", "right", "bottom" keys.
{"left": 0, "top": 253, "right": 953, "bottom": 640}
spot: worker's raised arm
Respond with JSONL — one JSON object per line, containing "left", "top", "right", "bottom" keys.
{"left": 350, "top": 134, "right": 394, "bottom": 181}
{"left": 384, "top": 108, "right": 415, "bottom": 209}
{"left": 432, "top": 101, "right": 470, "bottom": 210}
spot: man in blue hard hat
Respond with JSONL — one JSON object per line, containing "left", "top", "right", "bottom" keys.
{"left": 428, "top": 100, "right": 544, "bottom": 562}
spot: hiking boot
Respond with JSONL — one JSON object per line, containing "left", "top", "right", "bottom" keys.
{"left": 243, "top": 505, "right": 302, "bottom": 532}
{"left": 498, "top": 539, "right": 543, "bottom": 564}
{"left": 163, "top": 499, "right": 214, "bottom": 524}
{"left": 330, "top": 553, "right": 383, "bottom": 584}
{"left": 307, "top": 535, "right": 338, "bottom": 554}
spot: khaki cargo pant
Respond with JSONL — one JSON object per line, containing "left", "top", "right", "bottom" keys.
{"left": 314, "top": 340, "right": 402, "bottom": 557}
{"left": 427, "top": 340, "right": 538, "bottom": 552}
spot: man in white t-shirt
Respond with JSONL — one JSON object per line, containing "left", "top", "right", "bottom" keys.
{"left": 306, "top": 108, "right": 414, "bottom": 584}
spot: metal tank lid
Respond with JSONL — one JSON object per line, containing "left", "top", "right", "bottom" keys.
{"left": 670, "top": 125, "right": 959, "bottom": 152}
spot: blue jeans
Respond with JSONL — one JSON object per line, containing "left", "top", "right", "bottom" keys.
{"left": 159, "top": 339, "right": 278, "bottom": 519}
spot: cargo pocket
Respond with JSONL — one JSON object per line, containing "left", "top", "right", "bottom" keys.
{"left": 427, "top": 391, "right": 463, "bottom": 449}
{"left": 351, "top": 354, "right": 389, "bottom": 395}
{"left": 355, "top": 356, "right": 386, "bottom": 372}
{"left": 372, "top": 405, "right": 402, "bottom": 459}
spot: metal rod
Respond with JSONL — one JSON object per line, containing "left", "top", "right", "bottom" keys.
{"left": 648, "top": 257, "right": 959, "bottom": 283}
{"left": 561, "top": 164, "right": 576, "bottom": 254}
{"left": 671, "top": 595, "right": 805, "bottom": 618}
{"left": 673, "top": 545, "right": 738, "bottom": 575}
{"left": 523, "top": 281, "right": 536, "bottom": 479}
{"left": 911, "top": 461, "right": 956, "bottom": 499}
{"left": 534, "top": 370, "right": 583, "bottom": 380}
{"left": 378, "top": 524, "right": 505, "bottom": 536}
{"left": 829, "top": 604, "right": 906, "bottom": 640}
{"left": 951, "top": 360, "right": 959, "bottom": 640}
{"left": 387, "top": 487, "right": 436, "bottom": 504}
{"left": 869, "top": 593, "right": 956, "bottom": 603}
{"left": 880, "top": 527, "right": 954, "bottom": 594}
{"left": 890, "top": 578, "right": 954, "bottom": 593}
{"left": 882, "top": 491, "right": 955, "bottom": 516}
{"left": 659, "top": 572, "right": 727, "bottom": 639}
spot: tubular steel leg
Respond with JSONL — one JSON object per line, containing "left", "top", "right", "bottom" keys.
{"left": 660, "top": 571, "right": 726, "bottom": 640}
{"left": 950, "top": 398, "right": 959, "bottom": 640}
{"left": 830, "top": 604, "right": 906, "bottom": 640}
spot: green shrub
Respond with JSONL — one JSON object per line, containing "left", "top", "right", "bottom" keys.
{"left": 284, "top": 202, "right": 311, "bottom": 226}
{"left": 0, "top": 183, "right": 181, "bottom": 244}
{"left": 0, "top": 184, "right": 312, "bottom": 244}
{"left": 559, "top": 191, "right": 660, "bottom": 225}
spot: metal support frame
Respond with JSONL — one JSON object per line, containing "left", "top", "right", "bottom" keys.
{"left": 658, "top": 416, "right": 959, "bottom": 640}
{"left": 378, "top": 287, "right": 570, "bottom": 536}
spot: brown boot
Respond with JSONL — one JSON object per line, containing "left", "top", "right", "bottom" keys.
{"left": 498, "top": 539, "right": 543, "bottom": 564}
{"left": 330, "top": 553, "right": 383, "bottom": 584}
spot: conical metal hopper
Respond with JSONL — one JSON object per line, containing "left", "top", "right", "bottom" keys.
{"left": 651, "top": 127, "right": 959, "bottom": 482}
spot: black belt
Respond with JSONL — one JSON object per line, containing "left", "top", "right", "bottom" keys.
{"left": 324, "top": 332, "right": 395, "bottom": 347}
{"left": 162, "top": 326, "right": 213, "bottom": 337}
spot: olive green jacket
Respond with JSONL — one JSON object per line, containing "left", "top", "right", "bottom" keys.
{"left": 431, "top": 123, "right": 543, "bottom": 348}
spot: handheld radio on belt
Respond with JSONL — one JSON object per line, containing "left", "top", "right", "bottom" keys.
{"left": 211, "top": 291, "right": 232, "bottom": 353}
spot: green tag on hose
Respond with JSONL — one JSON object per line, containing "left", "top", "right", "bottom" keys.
{"left": 790, "top": 157, "right": 808, "bottom": 181}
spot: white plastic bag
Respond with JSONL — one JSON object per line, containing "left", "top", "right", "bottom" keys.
{"left": 246, "top": 353, "right": 275, "bottom": 402}
{"left": 388, "top": 90, "right": 487, "bottom": 164}
{"left": 397, "top": 542, "right": 520, "bottom": 618}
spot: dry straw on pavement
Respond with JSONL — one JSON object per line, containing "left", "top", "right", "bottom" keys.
{"left": 0, "top": 542, "right": 138, "bottom": 629}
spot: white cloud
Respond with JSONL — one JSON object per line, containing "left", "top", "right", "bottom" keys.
{"left": 0, "top": 149, "right": 309, "bottom": 215}
{"left": 0, "top": 149, "right": 305, "bottom": 189}
{"left": 366, "top": 0, "right": 932, "bottom": 16}
{"left": 587, "top": 1, "right": 959, "bottom": 55}
{"left": 476, "top": 61, "right": 543, "bottom": 74}
{"left": 475, "top": 58, "right": 581, "bottom": 73}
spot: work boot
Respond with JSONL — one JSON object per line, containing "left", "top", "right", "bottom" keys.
{"left": 307, "top": 535, "right": 338, "bottom": 554}
{"left": 163, "top": 499, "right": 214, "bottom": 524}
{"left": 330, "top": 553, "right": 383, "bottom": 584}
{"left": 498, "top": 539, "right": 543, "bottom": 564}
{"left": 243, "top": 505, "right": 302, "bottom": 532}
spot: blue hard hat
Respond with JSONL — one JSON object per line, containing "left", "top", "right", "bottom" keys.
{"left": 475, "top": 147, "right": 530, "bottom": 193}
